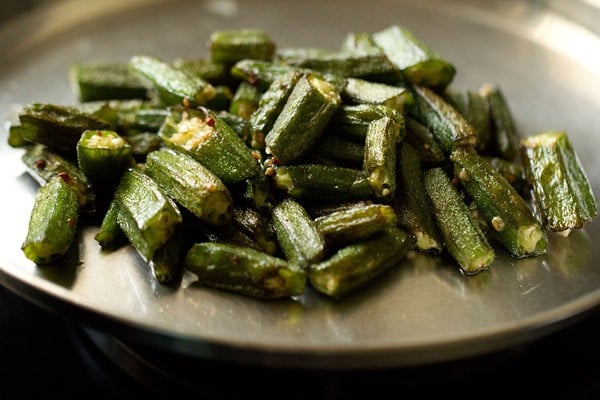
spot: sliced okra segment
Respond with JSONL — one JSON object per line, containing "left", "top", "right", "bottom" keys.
{"left": 114, "top": 168, "right": 182, "bottom": 262}
{"left": 7, "top": 124, "right": 30, "bottom": 148}
{"left": 363, "top": 116, "right": 402, "bottom": 200}
{"left": 451, "top": 147, "right": 547, "bottom": 258}
{"left": 308, "top": 226, "right": 414, "bottom": 298}
{"left": 342, "top": 78, "right": 412, "bottom": 113}
{"left": 445, "top": 89, "right": 492, "bottom": 153}
{"left": 404, "top": 116, "right": 446, "bottom": 165}
{"left": 272, "top": 198, "right": 326, "bottom": 268}
{"left": 315, "top": 203, "right": 397, "bottom": 246}
{"left": 76, "top": 129, "right": 132, "bottom": 193}
{"left": 18, "top": 103, "right": 113, "bottom": 156}
{"left": 149, "top": 226, "right": 186, "bottom": 285}
{"left": 394, "top": 142, "right": 443, "bottom": 252}
{"left": 341, "top": 32, "right": 382, "bottom": 54}
{"left": 479, "top": 83, "right": 519, "bottom": 160}
{"left": 265, "top": 73, "right": 341, "bottom": 164}
{"left": 423, "top": 167, "right": 494, "bottom": 275}
{"left": 22, "top": 176, "right": 79, "bottom": 264}
{"left": 329, "top": 104, "right": 404, "bottom": 143}
{"left": 208, "top": 29, "right": 276, "bottom": 65}
{"left": 69, "top": 62, "right": 149, "bottom": 102}
{"left": 229, "top": 82, "right": 261, "bottom": 119}
{"left": 184, "top": 242, "right": 306, "bottom": 299}
{"left": 158, "top": 106, "right": 260, "bottom": 184}
{"left": 272, "top": 164, "right": 373, "bottom": 202}
{"left": 520, "top": 131, "right": 597, "bottom": 235}
{"left": 94, "top": 200, "right": 125, "bottom": 249}
{"left": 408, "top": 85, "right": 478, "bottom": 154}
{"left": 129, "top": 55, "right": 216, "bottom": 107}
{"left": 83, "top": 99, "right": 169, "bottom": 134}
{"left": 248, "top": 71, "right": 303, "bottom": 150}
{"left": 144, "top": 149, "right": 233, "bottom": 226}
{"left": 276, "top": 47, "right": 399, "bottom": 80}
{"left": 372, "top": 24, "right": 456, "bottom": 90}
{"left": 22, "top": 144, "right": 95, "bottom": 212}
{"left": 230, "top": 59, "right": 347, "bottom": 93}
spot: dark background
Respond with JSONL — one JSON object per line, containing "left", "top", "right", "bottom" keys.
{"left": 1, "top": 283, "right": 599, "bottom": 400}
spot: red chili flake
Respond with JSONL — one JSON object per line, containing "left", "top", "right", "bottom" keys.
{"left": 248, "top": 74, "right": 258, "bottom": 86}
{"left": 57, "top": 171, "right": 71, "bottom": 183}
{"left": 204, "top": 117, "right": 215, "bottom": 127}
{"left": 67, "top": 218, "right": 77, "bottom": 227}
{"left": 270, "top": 156, "right": 281, "bottom": 166}
{"left": 34, "top": 159, "right": 46, "bottom": 170}
{"left": 451, "top": 177, "right": 459, "bottom": 186}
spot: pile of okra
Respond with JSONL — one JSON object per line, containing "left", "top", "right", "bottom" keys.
{"left": 10, "top": 25, "right": 597, "bottom": 299}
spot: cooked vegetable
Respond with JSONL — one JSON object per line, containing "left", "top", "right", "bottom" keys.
{"left": 114, "top": 168, "right": 182, "bottom": 262}
{"left": 209, "top": 29, "right": 276, "bottom": 65}
{"left": 184, "top": 242, "right": 306, "bottom": 299}
{"left": 363, "top": 116, "right": 402, "bottom": 200}
{"left": 451, "top": 147, "right": 547, "bottom": 258}
{"left": 22, "top": 177, "right": 79, "bottom": 264}
{"left": 479, "top": 83, "right": 519, "bottom": 160}
{"left": 424, "top": 167, "right": 494, "bottom": 274}
{"left": 520, "top": 131, "right": 597, "bottom": 234}
{"left": 265, "top": 73, "right": 341, "bottom": 163}
{"left": 69, "top": 62, "right": 149, "bottom": 102}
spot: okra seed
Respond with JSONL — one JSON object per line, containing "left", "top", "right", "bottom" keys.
{"left": 458, "top": 168, "right": 470, "bottom": 181}
{"left": 492, "top": 216, "right": 505, "bottom": 232}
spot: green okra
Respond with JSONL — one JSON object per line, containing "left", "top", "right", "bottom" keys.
{"left": 342, "top": 78, "right": 412, "bottom": 113}
{"left": 217, "top": 111, "right": 250, "bottom": 141}
{"left": 82, "top": 100, "right": 169, "bottom": 134}
{"left": 209, "top": 29, "right": 276, "bottom": 65}
{"left": 520, "top": 131, "right": 597, "bottom": 234}
{"left": 238, "top": 172, "right": 277, "bottom": 212}
{"left": 479, "top": 83, "right": 519, "bottom": 160}
{"left": 229, "top": 82, "right": 261, "bottom": 119}
{"left": 408, "top": 85, "right": 478, "bottom": 154}
{"left": 445, "top": 89, "right": 492, "bottom": 153}
{"left": 272, "top": 198, "right": 326, "bottom": 267}
{"left": 404, "top": 116, "right": 446, "bottom": 165}
{"left": 363, "top": 116, "right": 402, "bottom": 200}
{"left": 329, "top": 104, "right": 404, "bottom": 143}
{"left": 231, "top": 59, "right": 348, "bottom": 93}
{"left": 129, "top": 55, "right": 216, "bottom": 106}
{"left": 313, "top": 134, "right": 365, "bottom": 167}
{"left": 18, "top": 103, "right": 113, "bottom": 155}
{"left": 308, "top": 226, "right": 414, "bottom": 298}
{"left": 22, "top": 144, "right": 95, "bottom": 212}
{"left": 8, "top": 124, "right": 29, "bottom": 147}
{"left": 76, "top": 130, "right": 132, "bottom": 192}
{"left": 341, "top": 32, "right": 381, "bottom": 54}
{"left": 272, "top": 164, "right": 373, "bottom": 202}
{"left": 94, "top": 200, "right": 125, "bottom": 249}
{"left": 265, "top": 73, "right": 341, "bottom": 163}
{"left": 149, "top": 226, "right": 186, "bottom": 285}
{"left": 315, "top": 203, "right": 397, "bottom": 246}
{"left": 395, "top": 142, "right": 443, "bottom": 252}
{"left": 144, "top": 149, "right": 233, "bottom": 226}
{"left": 372, "top": 24, "right": 456, "bottom": 89}
{"left": 248, "top": 71, "right": 303, "bottom": 150}
{"left": 277, "top": 47, "right": 399, "bottom": 81}
{"left": 69, "top": 62, "right": 149, "bottom": 102}
{"left": 114, "top": 168, "right": 182, "bottom": 261}
{"left": 184, "top": 242, "right": 306, "bottom": 299}
{"left": 451, "top": 147, "right": 547, "bottom": 258}
{"left": 423, "top": 167, "right": 494, "bottom": 275}
{"left": 158, "top": 107, "right": 259, "bottom": 184}
{"left": 22, "top": 176, "right": 79, "bottom": 264}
